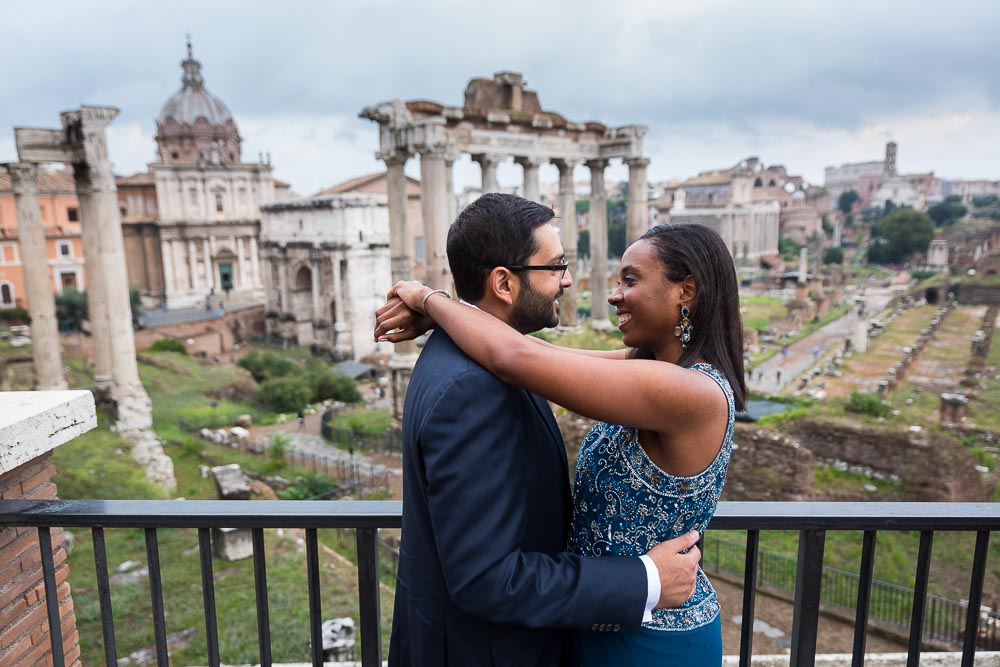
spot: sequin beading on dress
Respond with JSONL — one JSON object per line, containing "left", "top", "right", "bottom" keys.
{"left": 568, "top": 362, "right": 735, "bottom": 631}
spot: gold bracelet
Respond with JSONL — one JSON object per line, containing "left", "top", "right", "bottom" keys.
{"left": 420, "top": 289, "right": 451, "bottom": 313}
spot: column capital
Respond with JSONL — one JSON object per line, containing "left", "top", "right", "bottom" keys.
{"left": 625, "top": 157, "right": 650, "bottom": 169}
{"left": 585, "top": 158, "right": 609, "bottom": 172}
{"left": 471, "top": 152, "right": 503, "bottom": 166}
{"left": 378, "top": 149, "right": 411, "bottom": 167}
{"left": 513, "top": 156, "right": 542, "bottom": 168}
{"left": 3, "top": 163, "right": 39, "bottom": 195}
{"left": 550, "top": 158, "right": 579, "bottom": 175}
{"left": 418, "top": 145, "right": 449, "bottom": 160}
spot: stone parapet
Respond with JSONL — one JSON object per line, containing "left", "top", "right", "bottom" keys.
{"left": 0, "top": 389, "right": 96, "bottom": 667}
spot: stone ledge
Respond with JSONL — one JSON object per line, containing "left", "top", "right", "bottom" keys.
{"left": 0, "top": 390, "right": 97, "bottom": 475}
{"left": 722, "top": 653, "right": 1000, "bottom": 666}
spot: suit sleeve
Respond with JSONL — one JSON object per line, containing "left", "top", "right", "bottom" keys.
{"left": 419, "top": 368, "right": 648, "bottom": 630}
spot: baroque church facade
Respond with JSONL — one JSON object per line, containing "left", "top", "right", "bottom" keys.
{"left": 119, "top": 42, "right": 281, "bottom": 309}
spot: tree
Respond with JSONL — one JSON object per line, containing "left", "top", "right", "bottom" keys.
{"left": 606, "top": 197, "right": 628, "bottom": 257}
{"left": 822, "top": 247, "right": 844, "bottom": 265}
{"left": 257, "top": 377, "right": 312, "bottom": 413}
{"left": 778, "top": 236, "right": 802, "bottom": 263}
{"left": 838, "top": 190, "right": 860, "bottom": 215}
{"left": 927, "top": 199, "right": 967, "bottom": 227}
{"left": 576, "top": 229, "right": 590, "bottom": 259}
{"left": 55, "top": 288, "right": 88, "bottom": 332}
{"left": 866, "top": 209, "right": 934, "bottom": 264}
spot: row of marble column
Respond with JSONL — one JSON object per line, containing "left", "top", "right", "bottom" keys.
{"left": 382, "top": 150, "right": 649, "bottom": 329}
{"left": 3, "top": 109, "right": 151, "bottom": 430}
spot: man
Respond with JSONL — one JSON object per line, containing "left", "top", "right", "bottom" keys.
{"left": 376, "top": 193, "right": 700, "bottom": 666}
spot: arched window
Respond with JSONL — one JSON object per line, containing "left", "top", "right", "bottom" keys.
{"left": 0, "top": 282, "right": 14, "bottom": 307}
{"left": 754, "top": 178, "right": 762, "bottom": 188}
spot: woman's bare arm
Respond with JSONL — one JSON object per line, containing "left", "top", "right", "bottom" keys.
{"left": 374, "top": 283, "right": 722, "bottom": 436}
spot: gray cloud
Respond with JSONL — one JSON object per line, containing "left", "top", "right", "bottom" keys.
{"left": 2, "top": 0, "right": 998, "bottom": 193}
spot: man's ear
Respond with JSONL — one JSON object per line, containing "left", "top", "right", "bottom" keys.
{"left": 679, "top": 274, "right": 697, "bottom": 306}
{"left": 487, "top": 267, "right": 516, "bottom": 306}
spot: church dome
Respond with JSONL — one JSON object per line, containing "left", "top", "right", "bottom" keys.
{"left": 155, "top": 40, "right": 242, "bottom": 165}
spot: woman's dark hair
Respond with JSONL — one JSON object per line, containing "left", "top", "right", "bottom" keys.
{"left": 447, "top": 193, "right": 555, "bottom": 302}
{"left": 631, "top": 223, "right": 747, "bottom": 410}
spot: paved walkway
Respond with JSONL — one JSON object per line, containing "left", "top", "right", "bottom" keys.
{"left": 249, "top": 410, "right": 403, "bottom": 496}
{"left": 748, "top": 283, "right": 900, "bottom": 396}
{"left": 141, "top": 298, "right": 260, "bottom": 328}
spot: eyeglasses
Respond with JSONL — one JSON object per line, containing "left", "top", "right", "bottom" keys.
{"left": 505, "top": 261, "right": 569, "bottom": 280}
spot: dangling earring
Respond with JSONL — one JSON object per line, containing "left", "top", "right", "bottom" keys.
{"left": 674, "top": 305, "right": 693, "bottom": 348}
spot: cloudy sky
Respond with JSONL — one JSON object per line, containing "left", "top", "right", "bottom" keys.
{"left": 2, "top": 0, "right": 997, "bottom": 196}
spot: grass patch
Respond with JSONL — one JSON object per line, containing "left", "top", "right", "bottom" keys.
{"left": 740, "top": 295, "right": 788, "bottom": 330}
{"left": 330, "top": 409, "right": 393, "bottom": 433}
{"left": 67, "top": 525, "right": 394, "bottom": 664}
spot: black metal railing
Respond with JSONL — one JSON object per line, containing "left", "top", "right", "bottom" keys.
{"left": 702, "top": 534, "right": 1000, "bottom": 650}
{"left": 1, "top": 501, "right": 998, "bottom": 667}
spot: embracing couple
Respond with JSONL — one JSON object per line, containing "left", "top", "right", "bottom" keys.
{"left": 374, "top": 193, "right": 746, "bottom": 666}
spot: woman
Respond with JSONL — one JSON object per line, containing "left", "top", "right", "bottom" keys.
{"left": 378, "top": 222, "right": 745, "bottom": 666}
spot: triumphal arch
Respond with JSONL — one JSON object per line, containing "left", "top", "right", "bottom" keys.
{"left": 362, "top": 72, "right": 650, "bottom": 418}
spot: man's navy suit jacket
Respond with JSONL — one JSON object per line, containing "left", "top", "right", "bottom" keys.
{"left": 388, "top": 330, "right": 647, "bottom": 666}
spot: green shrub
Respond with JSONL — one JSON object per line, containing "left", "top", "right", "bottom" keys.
{"left": 238, "top": 350, "right": 296, "bottom": 381}
{"left": 846, "top": 391, "right": 891, "bottom": 418}
{"left": 277, "top": 472, "right": 335, "bottom": 500}
{"left": 307, "top": 367, "right": 363, "bottom": 403}
{"left": 147, "top": 338, "right": 188, "bottom": 355}
{"left": 55, "top": 288, "right": 88, "bottom": 331}
{"left": 257, "top": 377, "right": 312, "bottom": 412}
{"left": 269, "top": 433, "right": 291, "bottom": 463}
{"left": 0, "top": 307, "right": 30, "bottom": 325}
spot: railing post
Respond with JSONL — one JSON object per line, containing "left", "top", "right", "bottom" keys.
{"left": 790, "top": 528, "right": 826, "bottom": 667}
{"left": 907, "top": 531, "right": 934, "bottom": 667}
{"left": 962, "top": 531, "right": 990, "bottom": 667}
{"left": 356, "top": 527, "right": 383, "bottom": 666}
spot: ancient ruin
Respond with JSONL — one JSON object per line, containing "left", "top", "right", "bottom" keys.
{"left": 361, "top": 72, "right": 650, "bottom": 416}
{"left": 9, "top": 106, "right": 175, "bottom": 489}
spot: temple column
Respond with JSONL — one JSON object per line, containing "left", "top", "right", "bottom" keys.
{"left": 202, "top": 238, "right": 212, "bottom": 293}
{"left": 187, "top": 238, "right": 198, "bottom": 290}
{"left": 384, "top": 151, "right": 418, "bottom": 420}
{"left": 419, "top": 146, "right": 452, "bottom": 290}
{"left": 625, "top": 157, "right": 650, "bottom": 246}
{"left": 64, "top": 106, "right": 151, "bottom": 431}
{"left": 249, "top": 236, "right": 261, "bottom": 286}
{"left": 4, "top": 163, "right": 67, "bottom": 389}
{"left": 515, "top": 156, "right": 541, "bottom": 202}
{"left": 552, "top": 158, "right": 579, "bottom": 328}
{"left": 73, "top": 164, "right": 112, "bottom": 394}
{"left": 309, "top": 248, "right": 322, "bottom": 320}
{"left": 160, "top": 239, "right": 175, "bottom": 304}
{"left": 445, "top": 150, "right": 458, "bottom": 225}
{"left": 331, "top": 254, "right": 350, "bottom": 357}
{"left": 586, "top": 159, "right": 611, "bottom": 331}
{"left": 472, "top": 153, "right": 500, "bottom": 194}
{"left": 236, "top": 236, "right": 246, "bottom": 290}
{"left": 278, "top": 249, "right": 290, "bottom": 311}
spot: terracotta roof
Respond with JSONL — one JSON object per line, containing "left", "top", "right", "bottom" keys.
{"left": 681, "top": 172, "right": 735, "bottom": 187}
{"left": 312, "top": 172, "right": 420, "bottom": 198}
{"left": 117, "top": 171, "right": 156, "bottom": 186}
{"left": 0, "top": 169, "right": 77, "bottom": 194}
{"left": 274, "top": 178, "right": 291, "bottom": 188}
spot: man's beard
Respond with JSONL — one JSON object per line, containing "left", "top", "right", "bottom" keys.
{"left": 510, "top": 280, "right": 561, "bottom": 334}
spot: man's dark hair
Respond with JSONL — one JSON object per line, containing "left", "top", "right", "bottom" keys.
{"left": 447, "top": 193, "right": 555, "bottom": 302}
{"left": 631, "top": 223, "right": 748, "bottom": 411}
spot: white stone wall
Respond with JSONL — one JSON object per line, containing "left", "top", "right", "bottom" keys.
{"left": 671, "top": 201, "right": 779, "bottom": 267}
{"left": 153, "top": 163, "right": 274, "bottom": 223}
{"left": 260, "top": 193, "right": 392, "bottom": 360}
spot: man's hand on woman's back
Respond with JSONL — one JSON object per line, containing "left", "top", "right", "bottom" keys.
{"left": 647, "top": 531, "right": 701, "bottom": 608}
